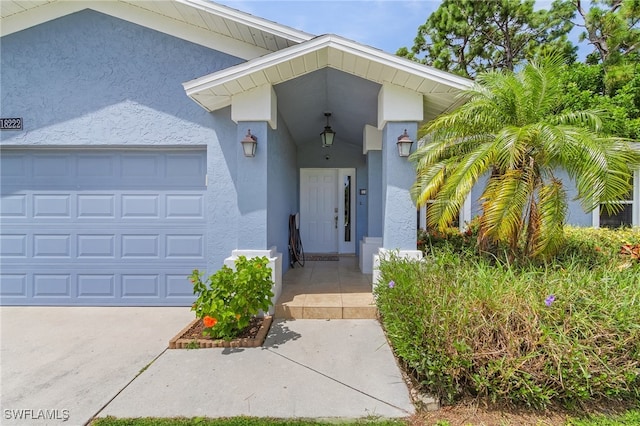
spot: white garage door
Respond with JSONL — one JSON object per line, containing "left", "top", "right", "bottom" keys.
{"left": 0, "top": 149, "right": 207, "bottom": 306}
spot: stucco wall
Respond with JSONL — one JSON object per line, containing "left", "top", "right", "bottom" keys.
{"left": 267, "top": 117, "right": 299, "bottom": 268}
{"left": 0, "top": 10, "right": 245, "bottom": 272}
{"left": 381, "top": 122, "right": 418, "bottom": 250}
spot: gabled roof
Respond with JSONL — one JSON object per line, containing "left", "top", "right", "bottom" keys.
{"left": 0, "top": 0, "right": 313, "bottom": 60}
{"left": 183, "top": 34, "right": 473, "bottom": 122}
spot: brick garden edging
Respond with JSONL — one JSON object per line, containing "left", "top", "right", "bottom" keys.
{"left": 169, "top": 316, "right": 273, "bottom": 349}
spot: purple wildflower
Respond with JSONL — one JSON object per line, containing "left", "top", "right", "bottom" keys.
{"left": 388, "top": 280, "right": 395, "bottom": 289}
{"left": 545, "top": 294, "right": 555, "bottom": 307}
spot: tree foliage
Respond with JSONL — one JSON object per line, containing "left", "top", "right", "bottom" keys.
{"left": 574, "top": 0, "right": 640, "bottom": 67}
{"left": 397, "top": 0, "right": 576, "bottom": 77}
{"left": 410, "top": 55, "right": 640, "bottom": 260}
{"left": 560, "top": 62, "right": 640, "bottom": 138}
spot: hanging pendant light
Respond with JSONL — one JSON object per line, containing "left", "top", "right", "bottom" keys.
{"left": 320, "top": 112, "right": 335, "bottom": 147}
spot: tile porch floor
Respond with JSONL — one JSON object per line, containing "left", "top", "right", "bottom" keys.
{"left": 274, "top": 256, "right": 377, "bottom": 319}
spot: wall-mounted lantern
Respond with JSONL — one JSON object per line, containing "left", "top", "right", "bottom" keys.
{"left": 241, "top": 129, "right": 257, "bottom": 157}
{"left": 397, "top": 129, "right": 413, "bottom": 157}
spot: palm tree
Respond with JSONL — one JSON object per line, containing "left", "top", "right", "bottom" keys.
{"left": 410, "top": 54, "right": 640, "bottom": 259}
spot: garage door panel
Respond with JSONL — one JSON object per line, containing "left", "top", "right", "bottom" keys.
{"left": 1, "top": 235, "right": 27, "bottom": 257}
{"left": 76, "top": 154, "right": 115, "bottom": 177}
{"left": 77, "top": 235, "right": 116, "bottom": 258}
{"left": 33, "top": 154, "right": 72, "bottom": 178}
{"left": 2, "top": 191, "right": 205, "bottom": 223}
{"left": 122, "top": 234, "right": 160, "bottom": 258}
{"left": 2, "top": 227, "right": 206, "bottom": 261}
{"left": 33, "top": 234, "right": 71, "bottom": 257}
{"left": 0, "top": 274, "right": 27, "bottom": 297}
{"left": 166, "top": 194, "right": 204, "bottom": 218}
{"left": 34, "top": 274, "right": 71, "bottom": 298}
{"left": 0, "top": 195, "right": 27, "bottom": 217}
{"left": 122, "top": 274, "right": 160, "bottom": 297}
{"left": 1, "top": 153, "right": 28, "bottom": 179}
{"left": 2, "top": 264, "right": 201, "bottom": 304}
{"left": 33, "top": 194, "right": 72, "bottom": 218}
{"left": 78, "top": 274, "right": 115, "bottom": 298}
{"left": 78, "top": 194, "right": 116, "bottom": 218}
{"left": 0, "top": 149, "right": 206, "bottom": 306}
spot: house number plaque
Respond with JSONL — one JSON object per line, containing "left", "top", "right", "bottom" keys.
{"left": 0, "top": 118, "right": 23, "bottom": 130}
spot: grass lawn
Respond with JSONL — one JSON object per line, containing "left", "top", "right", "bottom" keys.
{"left": 90, "top": 417, "right": 404, "bottom": 425}
{"left": 90, "top": 410, "right": 640, "bottom": 425}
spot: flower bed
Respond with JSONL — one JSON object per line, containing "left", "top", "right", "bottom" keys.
{"left": 169, "top": 316, "right": 272, "bottom": 349}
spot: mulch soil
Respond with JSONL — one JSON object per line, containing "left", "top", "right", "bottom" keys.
{"left": 181, "top": 317, "right": 264, "bottom": 340}
{"left": 169, "top": 316, "right": 272, "bottom": 349}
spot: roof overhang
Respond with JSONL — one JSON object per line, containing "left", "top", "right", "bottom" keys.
{"left": 0, "top": 0, "right": 313, "bottom": 60}
{"left": 183, "top": 34, "right": 473, "bottom": 122}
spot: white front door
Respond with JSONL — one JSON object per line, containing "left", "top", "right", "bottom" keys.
{"left": 300, "top": 168, "right": 355, "bottom": 254}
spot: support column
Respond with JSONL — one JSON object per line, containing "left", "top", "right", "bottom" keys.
{"left": 236, "top": 121, "right": 269, "bottom": 249}
{"left": 367, "top": 150, "right": 382, "bottom": 237}
{"left": 373, "top": 122, "right": 423, "bottom": 287}
{"left": 381, "top": 121, "right": 418, "bottom": 250}
{"left": 359, "top": 125, "right": 383, "bottom": 273}
{"left": 359, "top": 150, "right": 383, "bottom": 273}
{"left": 228, "top": 87, "right": 282, "bottom": 313}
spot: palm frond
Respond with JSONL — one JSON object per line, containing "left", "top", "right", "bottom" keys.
{"left": 427, "top": 141, "right": 499, "bottom": 229}
{"left": 552, "top": 110, "right": 604, "bottom": 132}
{"left": 411, "top": 161, "right": 449, "bottom": 206}
{"left": 561, "top": 131, "right": 639, "bottom": 211}
{"left": 532, "top": 179, "right": 568, "bottom": 258}
{"left": 480, "top": 169, "right": 533, "bottom": 245}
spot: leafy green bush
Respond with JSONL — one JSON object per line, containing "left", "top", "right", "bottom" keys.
{"left": 189, "top": 256, "right": 274, "bottom": 340}
{"left": 376, "top": 227, "right": 640, "bottom": 408}
{"left": 567, "top": 409, "right": 640, "bottom": 425}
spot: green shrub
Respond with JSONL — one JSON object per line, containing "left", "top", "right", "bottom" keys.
{"left": 189, "top": 256, "right": 274, "bottom": 340}
{"left": 567, "top": 409, "right": 640, "bottom": 425}
{"left": 376, "top": 227, "right": 640, "bottom": 408}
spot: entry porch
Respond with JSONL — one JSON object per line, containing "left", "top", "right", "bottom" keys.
{"left": 274, "top": 257, "right": 376, "bottom": 319}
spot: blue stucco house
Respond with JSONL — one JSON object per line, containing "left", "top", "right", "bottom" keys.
{"left": 3, "top": 1, "right": 636, "bottom": 307}
{"left": 0, "top": 0, "right": 473, "bottom": 306}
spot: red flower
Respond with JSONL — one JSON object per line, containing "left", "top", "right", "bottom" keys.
{"left": 203, "top": 316, "right": 217, "bottom": 328}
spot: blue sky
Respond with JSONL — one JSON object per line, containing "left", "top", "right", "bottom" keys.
{"left": 215, "top": 0, "right": 588, "bottom": 58}
{"left": 215, "top": 1, "right": 442, "bottom": 54}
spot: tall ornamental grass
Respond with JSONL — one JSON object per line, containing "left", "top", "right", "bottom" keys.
{"left": 375, "top": 227, "right": 640, "bottom": 408}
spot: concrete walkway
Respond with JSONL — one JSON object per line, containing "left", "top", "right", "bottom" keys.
{"left": 0, "top": 307, "right": 414, "bottom": 425}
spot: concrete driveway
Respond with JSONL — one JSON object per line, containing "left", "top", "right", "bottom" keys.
{"left": 1, "top": 308, "right": 414, "bottom": 425}
{"left": 0, "top": 307, "right": 193, "bottom": 426}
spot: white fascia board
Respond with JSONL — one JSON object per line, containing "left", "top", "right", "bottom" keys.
{"left": 326, "top": 35, "right": 473, "bottom": 91}
{"left": 1, "top": 1, "right": 274, "bottom": 59}
{"left": 184, "top": 35, "right": 472, "bottom": 98}
{"left": 1, "top": 1, "right": 81, "bottom": 36}
{"left": 179, "top": 0, "right": 313, "bottom": 44}
{"left": 94, "top": 1, "right": 270, "bottom": 59}
{"left": 183, "top": 36, "right": 335, "bottom": 95}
